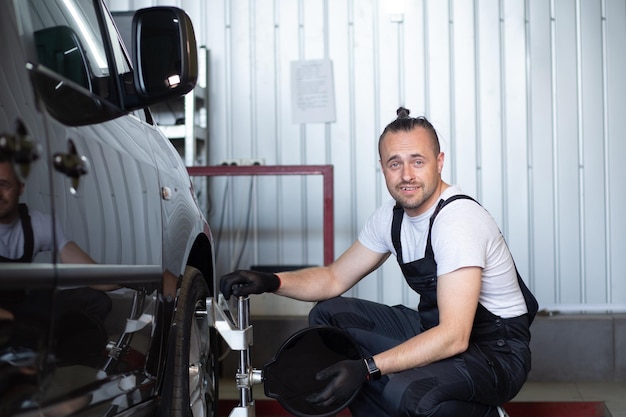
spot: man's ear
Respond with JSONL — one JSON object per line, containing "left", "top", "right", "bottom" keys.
{"left": 18, "top": 181, "right": 25, "bottom": 196}
{"left": 437, "top": 152, "right": 445, "bottom": 174}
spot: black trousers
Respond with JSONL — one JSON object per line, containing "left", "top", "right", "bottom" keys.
{"left": 309, "top": 297, "right": 531, "bottom": 417}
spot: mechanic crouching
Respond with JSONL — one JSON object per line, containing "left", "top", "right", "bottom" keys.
{"left": 221, "top": 108, "right": 539, "bottom": 417}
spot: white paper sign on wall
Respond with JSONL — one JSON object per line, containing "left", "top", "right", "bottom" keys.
{"left": 291, "top": 59, "right": 336, "bottom": 124}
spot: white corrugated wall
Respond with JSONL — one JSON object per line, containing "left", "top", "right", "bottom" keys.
{"left": 107, "top": 0, "right": 626, "bottom": 316}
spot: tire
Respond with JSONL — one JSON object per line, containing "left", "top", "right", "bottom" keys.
{"left": 170, "top": 266, "right": 219, "bottom": 417}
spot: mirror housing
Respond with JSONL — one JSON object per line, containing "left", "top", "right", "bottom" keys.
{"left": 28, "top": 63, "right": 125, "bottom": 126}
{"left": 132, "top": 7, "right": 198, "bottom": 104}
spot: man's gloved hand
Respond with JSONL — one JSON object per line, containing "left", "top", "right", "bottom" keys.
{"left": 219, "top": 270, "right": 281, "bottom": 300}
{"left": 306, "top": 359, "right": 369, "bottom": 408}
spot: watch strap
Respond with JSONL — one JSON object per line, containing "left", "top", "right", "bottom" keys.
{"left": 364, "top": 357, "right": 381, "bottom": 381}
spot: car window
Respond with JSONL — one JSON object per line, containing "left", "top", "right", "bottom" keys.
{"left": 13, "top": 0, "right": 134, "bottom": 125}
{"left": 19, "top": 0, "right": 132, "bottom": 100}
{"left": 28, "top": 0, "right": 109, "bottom": 79}
{"left": 103, "top": 6, "right": 132, "bottom": 75}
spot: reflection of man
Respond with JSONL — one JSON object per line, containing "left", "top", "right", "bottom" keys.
{"left": 0, "top": 155, "right": 95, "bottom": 265}
{"left": 0, "top": 155, "right": 111, "bottom": 358}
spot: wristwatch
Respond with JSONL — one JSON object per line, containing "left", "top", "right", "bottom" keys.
{"left": 364, "top": 357, "right": 381, "bottom": 381}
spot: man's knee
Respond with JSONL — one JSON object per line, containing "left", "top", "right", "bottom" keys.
{"left": 309, "top": 297, "right": 376, "bottom": 332}
{"left": 382, "top": 362, "right": 478, "bottom": 417}
{"left": 308, "top": 298, "right": 339, "bottom": 326}
{"left": 383, "top": 373, "right": 439, "bottom": 417}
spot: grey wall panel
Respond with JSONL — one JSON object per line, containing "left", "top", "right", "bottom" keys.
{"left": 106, "top": 0, "right": 626, "bottom": 315}
{"left": 605, "top": 0, "right": 626, "bottom": 307}
{"left": 579, "top": 0, "right": 607, "bottom": 306}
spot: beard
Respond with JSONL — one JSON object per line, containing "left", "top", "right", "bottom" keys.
{"left": 388, "top": 181, "right": 437, "bottom": 214}
{"left": 0, "top": 198, "right": 18, "bottom": 223}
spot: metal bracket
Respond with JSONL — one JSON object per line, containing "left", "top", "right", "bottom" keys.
{"left": 207, "top": 296, "right": 253, "bottom": 351}
{"left": 208, "top": 295, "right": 263, "bottom": 417}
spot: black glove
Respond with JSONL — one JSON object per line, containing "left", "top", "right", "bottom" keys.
{"left": 219, "top": 270, "right": 281, "bottom": 300}
{"left": 306, "top": 359, "right": 368, "bottom": 408}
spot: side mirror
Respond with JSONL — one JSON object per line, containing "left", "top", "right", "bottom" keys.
{"left": 132, "top": 7, "right": 198, "bottom": 103}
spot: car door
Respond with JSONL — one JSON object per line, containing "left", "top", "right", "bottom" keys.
{"left": 0, "top": 3, "right": 57, "bottom": 413}
{"left": 1, "top": 0, "right": 167, "bottom": 415}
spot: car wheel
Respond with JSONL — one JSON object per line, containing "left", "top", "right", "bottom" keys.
{"left": 170, "top": 266, "right": 219, "bottom": 417}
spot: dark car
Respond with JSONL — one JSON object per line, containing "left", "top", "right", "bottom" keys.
{"left": 0, "top": 1, "right": 219, "bottom": 416}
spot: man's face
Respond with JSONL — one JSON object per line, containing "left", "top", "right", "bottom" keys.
{"left": 0, "top": 161, "right": 24, "bottom": 224}
{"left": 379, "top": 127, "right": 444, "bottom": 217}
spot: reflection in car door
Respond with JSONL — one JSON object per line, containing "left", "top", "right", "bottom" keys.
{"left": 1, "top": 1, "right": 167, "bottom": 415}
{"left": 45, "top": 113, "right": 165, "bottom": 403}
{"left": 0, "top": 18, "right": 57, "bottom": 416}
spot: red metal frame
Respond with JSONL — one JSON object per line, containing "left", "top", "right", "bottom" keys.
{"left": 187, "top": 165, "right": 334, "bottom": 266}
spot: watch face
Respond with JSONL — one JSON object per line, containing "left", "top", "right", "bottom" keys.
{"left": 264, "top": 326, "right": 363, "bottom": 417}
{"left": 365, "top": 357, "right": 381, "bottom": 379}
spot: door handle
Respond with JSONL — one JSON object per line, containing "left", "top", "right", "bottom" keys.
{"left": 0, "top": 119, "right": 41, "bottom": 177}
{"left": 53, "top": 139, "right": 88, "bottom": 192}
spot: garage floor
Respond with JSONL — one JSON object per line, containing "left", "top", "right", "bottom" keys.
{"left": 218, "top": 379, "right": 626, "bottom": 417}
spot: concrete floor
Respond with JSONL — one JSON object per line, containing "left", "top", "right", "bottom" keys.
{"left": 219, "top": 379, "right": 626, "bottom": 417}
{"left": 513, "top": 381, "right": 626, "bottom": 417}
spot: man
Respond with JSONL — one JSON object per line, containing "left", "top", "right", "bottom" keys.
{"left": 220, "top": 108, "right": 538, "bottom": 417}
{"left": 0, "top": 155, "right": 95, "bottom": 266}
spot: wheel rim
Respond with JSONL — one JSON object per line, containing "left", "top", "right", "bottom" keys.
{"left": 188, "top": 298, "right": 216, "bottom": 416}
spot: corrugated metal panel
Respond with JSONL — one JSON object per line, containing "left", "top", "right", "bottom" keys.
{"left": 108, "top": 0, "right": 626, "bottom": 315}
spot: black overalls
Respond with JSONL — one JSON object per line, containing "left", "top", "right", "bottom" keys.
{"left": 0, "top": 204, "right": 37, "bottom": 321}
{"left": 309, "top": 195, "right": 539, "bottom": 417}
{"left": 0, "top": 203, "right": 34, "bottom": 263}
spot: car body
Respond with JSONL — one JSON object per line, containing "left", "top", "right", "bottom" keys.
{"left": 0, "top": 1, "right": 218, "bottom": 416}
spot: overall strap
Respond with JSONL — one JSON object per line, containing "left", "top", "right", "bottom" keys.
{"left": 392, "top": 195, "right": 477, "bottom": 264}
{"left": 425, "top": 195, "right": 477, "bottom": 251}
{"left": 391, "top": 203, "right": 405, "bottom": 263}
{"left": 0, "top": 203, "right": 34, "bottom": 263}
{"left": 18, "top": 203, "right": 34, "bottom": 262}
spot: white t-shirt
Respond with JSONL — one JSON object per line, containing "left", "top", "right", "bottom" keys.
{"left": 0, "top": 208, "right": 69, "bottom": 261}
{"left": 358, "top": 185, "right": 527, "bottom": 318}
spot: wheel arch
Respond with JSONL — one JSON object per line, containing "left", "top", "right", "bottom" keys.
{"left": 185, "top": 233, "right": 215, "bottom": 294}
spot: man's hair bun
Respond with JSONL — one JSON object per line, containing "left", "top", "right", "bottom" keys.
{"left": 396, "top": 107, "right": 411, "bottom": 118}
